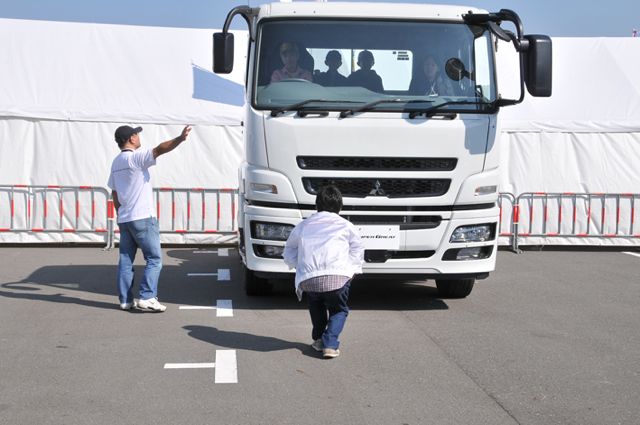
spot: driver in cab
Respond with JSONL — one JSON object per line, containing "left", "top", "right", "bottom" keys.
{"left": 271, "top": 42, "right": 313, "bottom": 83}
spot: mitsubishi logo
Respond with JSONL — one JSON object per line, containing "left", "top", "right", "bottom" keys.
{"left": 369, "top": 180, "right": 386, "bottom": 196}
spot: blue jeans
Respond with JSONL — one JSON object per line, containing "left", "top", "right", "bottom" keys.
{"left": 307, "top": 281, "right": 351, "bottom": 350}
{"left": 117, "top": 217, "right": 162, "bottom": 304}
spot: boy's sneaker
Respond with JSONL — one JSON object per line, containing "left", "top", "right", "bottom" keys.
{"left": 311, "top": 339, "right": 324, "bottom": 352}
{"left": 323, "top": 348, "right": 340, "bottom": 359}
{"left": 137, "top": 298, "right": 167, "bottom": 312}
{"left": 120, "top": 302, "right": 134, "bottom": 310}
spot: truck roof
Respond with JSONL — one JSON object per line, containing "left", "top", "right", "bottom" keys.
{"left": 259, "top": 1, "right": 487, "bottom": 21}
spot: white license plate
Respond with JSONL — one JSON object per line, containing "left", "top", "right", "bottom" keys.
{"left": 356, "top": 225, "right": 400, "bottom": 250}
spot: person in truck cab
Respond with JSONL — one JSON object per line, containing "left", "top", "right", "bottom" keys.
{"left": 347, "top": 50, "right": 384, "bottom": 92}
{"left": 270, "top": 42, "right": 313, "bottom": 83}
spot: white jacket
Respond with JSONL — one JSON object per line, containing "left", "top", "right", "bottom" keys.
{"left": 283, "top": 211, "right": 365, "bottom": 300}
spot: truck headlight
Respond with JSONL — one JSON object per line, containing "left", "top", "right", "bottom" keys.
{"left": 450, "top": 224, "right": 494, "bottom": 242}
{"left": 251, "top": 221, "right": 294, "bottom": 241}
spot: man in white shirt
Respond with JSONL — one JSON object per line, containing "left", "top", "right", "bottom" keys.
{"left": 107, "top": 124, "right": 191, "bottom": 312}
{"left": 283, "top": 185, "right": 364, "bottom": 358}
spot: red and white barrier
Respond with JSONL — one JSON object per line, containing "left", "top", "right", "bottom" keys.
{"left": 499, "top": 192, "right": 640, "bottom": 250}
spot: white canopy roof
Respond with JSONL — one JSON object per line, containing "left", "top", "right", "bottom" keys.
{"left": 0, "top": 18, "right": 247, "bottom": 126}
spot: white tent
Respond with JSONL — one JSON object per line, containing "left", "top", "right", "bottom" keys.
{"left": 497, "top": 38, "right": 640, "bottom": 246}
{"left": 0, "top": 19, "right": 248, "bottom": 243}
{"left": 0, "top": 18, "right": 638, "bottom": 246}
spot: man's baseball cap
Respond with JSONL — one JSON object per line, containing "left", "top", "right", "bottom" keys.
{"left": 114, "top": 125, "right": 142, "bottom": 144}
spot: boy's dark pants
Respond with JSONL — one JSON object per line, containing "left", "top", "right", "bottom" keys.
{"left": 307, "top": 280, "right": 351, "bottom": 350}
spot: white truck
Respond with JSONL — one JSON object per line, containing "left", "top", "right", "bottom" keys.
{"left": 213, "top": 2, "right": 552, "bottom": 297}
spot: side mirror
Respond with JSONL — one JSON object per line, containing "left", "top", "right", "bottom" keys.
{"left": 524, "top": 35, "right": 552, "bottom": 97}
{"left": 213, "top": 32, "right": 234, "bottom": 74}
{"left": 445, "top": 58, "right": 473, "bottom": 82}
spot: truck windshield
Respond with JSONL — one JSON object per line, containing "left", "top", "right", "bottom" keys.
{"left": 254, "top": 19, "right": 496, "bottom": 114}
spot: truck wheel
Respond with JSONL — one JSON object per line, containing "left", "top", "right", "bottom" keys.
{"left": 435, "top": 278, "right": 474, "bottom": 298}
{"left": 244, "top": 267, "right": 272, "bottom": 296}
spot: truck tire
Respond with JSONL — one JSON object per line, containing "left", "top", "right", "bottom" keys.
{"left": 244, "top": 266, "right": 272, "bottom": 296}
{"left": 435, "top": 278, "right": 475, "bottom": 298}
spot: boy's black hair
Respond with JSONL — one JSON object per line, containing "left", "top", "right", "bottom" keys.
{"left": 315, "top": 185, "right": 343, "bottom": 214}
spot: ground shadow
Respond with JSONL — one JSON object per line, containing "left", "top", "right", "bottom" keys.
{"left": 183, "top": 325, "right": 316, "bottom": 357}
{"left": 0, "top": 248, "right": 451, "bottom": 312}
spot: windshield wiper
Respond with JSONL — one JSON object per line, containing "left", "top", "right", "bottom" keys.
{"left": 339, "top": 99, "right": 431, "bottom": 118}
{"left": 408, "top": 100, "right": 492, "bottom": 119}
{"left": 270, "top": 99, "right": 326, "bottom": 117}
{"left": 270, "top": 99, "right": 360, "bottom": 117}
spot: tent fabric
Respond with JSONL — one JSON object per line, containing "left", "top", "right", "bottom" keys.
{"left": 0, "top": 19, "right": 638, "bottom": 246}
{"left": 0, "top": 18, "right": 247, "bottom": 125}
{"left": 498, "top": 37, "right": 640, "bottom": 132}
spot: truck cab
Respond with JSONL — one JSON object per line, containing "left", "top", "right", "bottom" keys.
{"left": 213, "top": 2, "right": 551, "bottom": 297}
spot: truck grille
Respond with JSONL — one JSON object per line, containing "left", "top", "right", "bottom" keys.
{"left": 342, "top": 215, "right": 441, "bottom": 230}
{"left": 302, "top": 178, "right": 450, "bottom": 198}
{"left": 297, "top": 156, "right": 457, "bottom": 171}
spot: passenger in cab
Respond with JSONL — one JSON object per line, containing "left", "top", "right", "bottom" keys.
{"left": 270, "top": 42, "right": 313, "bottom": 83}
{"left": 409, "top": 54, "right": 453, "bottom": 96}
{"left": 314, "top": 50, "right": 348, "bottom": 87}
{"left": 347, "top": 50, "right": 384, "bottom": 92}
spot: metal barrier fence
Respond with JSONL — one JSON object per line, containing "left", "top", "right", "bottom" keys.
{"left": 1, "top": 185, "right": 239, "bottom": 249}
{"left": 3, "top": 186, "right": 637, "bottom": 251}
{"left": 106, "top": 187, "right": 239, "bottom": 249}
{"left": 0, "top": 184, "right": 111, "bottom": 236}
{"left": 498, "top": 192, "right": 640, "bottom": 251}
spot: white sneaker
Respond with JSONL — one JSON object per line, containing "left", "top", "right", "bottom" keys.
{"left": 323, "top": 348, "right": 340, "bottom": 358}
{"left": 137, "top": 298, "right": 167, "bottom": 312}
{"left": 120, "top": 302, "right": 134, "bottom": 310}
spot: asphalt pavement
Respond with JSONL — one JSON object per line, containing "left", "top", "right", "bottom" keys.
{"left": 0, "top": 246, "right": 639, "bottom": 425}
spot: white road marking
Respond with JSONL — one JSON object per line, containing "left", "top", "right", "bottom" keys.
{"left": 164, "top": 363, "right": 216, "bottom": 369}
{"left": 215, "top": 350, "right": 238, "bottom": 383}
{"left": 192, "top": 248, "right": 229, "bottom": 256}
{"left": 217, "top": 269, "right": 230, "bottom": 281}
{"left": 216, "top": 299, "right": 233, "bottom": 317}
{"left": 622, "top": 251, "right": 640, "bottom": 258}
{"left": 187, "top": 269, "right": 230, "bottom": 281}
{"left": 179, "top": 306, "right": 216, "bottom": 310}
{"left": 178, "top": 300, "right": 233, "bottom": 317}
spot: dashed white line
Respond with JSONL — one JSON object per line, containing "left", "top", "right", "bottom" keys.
{"left": 192, "top": 248, "right": 229, "bottom": 256}
{"left": 164, "top": 350, "right": 238, "bottom": 384}
{"left": 186, "top": 269, "right": 230, "bottom": 280}
{"left": 164, "top": 362, "right": 216, "bottom": 369}
{"left": 216, "top": 299, "right": 234, "bottom": 317}
{"left": 622, "top": 251, "right": 640, "bottom": 258}
{"left": 179, "top": 306, "right": 216, "bottom": 310}
{"left": 214, "top": 350, "right": 238, "bottom": 383}
{"left": 178, "top": 300, "right": 233, "bottom": 317}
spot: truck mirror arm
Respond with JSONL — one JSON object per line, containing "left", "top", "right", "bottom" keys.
{"left": 463, "top": 8, "right": 533, "bottom": 106}
{"left": 221, "top": 5, "right": 259, "bottom": 40}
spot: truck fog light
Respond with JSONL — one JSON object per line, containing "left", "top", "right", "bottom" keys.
{"left": 251, "top": 221, "right": 294, "bottom": 241}
{"left": 474, "top": 185, "right": 497, "bottom": 196}
{"left": 442, "top": 246, "right": 493, "bottom": 261}
{"left": 254, "top": 244, "right": 285, "bottom": 258}
{"left": 250, "top": 182, "right": 278, "bottom": 194}
{"left": 450, "top": 224, "right": 494, "bottom": 242}
{"left": 456, "top": 247, "right": 482, "bottom": 260}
